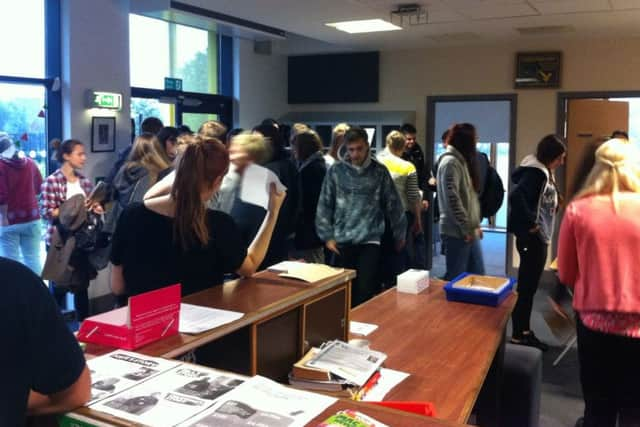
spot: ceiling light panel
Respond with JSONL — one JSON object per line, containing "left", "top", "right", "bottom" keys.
{"left": 325, "top": 18, "right": 402, "bottom": 33}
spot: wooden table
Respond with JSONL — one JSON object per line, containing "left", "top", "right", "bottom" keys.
{"left": 85, "top": 269, "right": 355, "bottom": 382}
{"left": 60, "top": 398, "right": 467, "bottom": 427}
{"left": 350, "top": 280, "right": 516, "bottom": 425}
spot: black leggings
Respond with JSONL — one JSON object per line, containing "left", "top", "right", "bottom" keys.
{"left": 577, "top": 316, "right": 640, "bottom": 427}
{"left": 512, "top": 233, "right": 547, "bottom": 337}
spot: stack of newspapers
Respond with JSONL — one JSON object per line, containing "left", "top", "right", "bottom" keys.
{"left": 288, "top": 340, "right": 386, "bottom": 398}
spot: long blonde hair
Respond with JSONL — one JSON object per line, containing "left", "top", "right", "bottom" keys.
{"left": 127, "top": 133, "right": 171, "bottom": 183}
{"left": 575, "top": 138, "right": 640, "bottom": 211}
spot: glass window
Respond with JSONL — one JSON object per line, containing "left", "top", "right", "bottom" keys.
{"left": 0, "top": 0, "right": 45, "bottom": 78}
{"left": 131, "top": 97, "right": 173, "bottom": 135}
{"left": 129, "top": 14, "right": 170, "bottom": 89}
{"left": 0, "top": 83, "right": 47, "bottom": 176}
{"left": 174, "top": 25, "right": 213, "bottom": 93}
{"left": 129, "top": 15, "right": 218, "bottom": 94}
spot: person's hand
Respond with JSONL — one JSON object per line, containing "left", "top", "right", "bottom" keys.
{"left": 464, "top": 234, "right": 473, "bottom": 243}
{"left": 428, "top": 177, "right": 436, "bottom": 187}
{"left": 476, "top": 227, "right": 483, "bottom": 240}
{"left": 267, "top": 182, "right": 286, "bottom": 213}
{"left": 395, "top": 240, "right": 406, "bottom": 252}
{"left": 528, "top": 225, "right": 540, "bottom": 234}
{"left": 51, "top": 208, "right": 60, "bottom": 218}
{"left": 89, "top": 203, "right": 104, "bottom": 215}
{"left": 421, "top": 200, "right": 429, "bottom": 211}
{"left": 411, "top": 219, "right": 422, "bottom": 236}
{"left": 326, "top": 239, "right": 340, "bottom": 255}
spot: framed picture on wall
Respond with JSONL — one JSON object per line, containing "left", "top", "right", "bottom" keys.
{"left": 91, "top": 116, "right": 116, "bottom": 152}
{"left": 515, "top": 51, "right": 562, "bottom": 89}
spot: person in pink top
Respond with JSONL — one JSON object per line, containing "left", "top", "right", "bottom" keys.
{"left": 0, "top": 132, "right": 44, "bottom": 274}
{"left": 558, "top": 138, "right": 640, "bottom": 427}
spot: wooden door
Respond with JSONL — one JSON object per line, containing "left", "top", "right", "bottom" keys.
{"left": 565, "top": 99, "right": 629, "bottom": 198}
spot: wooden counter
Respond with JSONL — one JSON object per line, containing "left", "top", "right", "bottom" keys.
{"left": 86, "top": 269, "right": 355, "bottom": 382}
{"left": 351, "top": 280, "right": 516, "bottom": 425}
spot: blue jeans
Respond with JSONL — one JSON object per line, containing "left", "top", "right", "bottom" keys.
{"left": 442, "top": 234, "right": 485, "bottom": 280}
{"left": 0, "top": 220, "right": 42, "bottom": 274}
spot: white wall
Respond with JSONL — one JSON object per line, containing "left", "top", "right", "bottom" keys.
{"left": 287, "top": 38, "right": 640, "bottom": 161}
{"left": 284, "top": 37, "right": 640, "bottom": 270}
{"left": 61, "top": 0, "right": 132, "bottom": 298}
{"left": 233, "top": 38, "right": 288, "bottom": 129}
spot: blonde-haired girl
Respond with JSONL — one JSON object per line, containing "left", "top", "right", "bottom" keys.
{"left": 558, "top": 138, "right": 640, "bottom": 427}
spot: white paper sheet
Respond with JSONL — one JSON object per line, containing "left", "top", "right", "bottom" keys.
{"left": 91, "top": 365, "right": 245, "bottom": 427}
{"left": 179, "top": 375, "right": 336, "bottom": 427}
{"left": 239, "top": 163, "right": 286, "bottom": 210}
{"left": 360, "top": 368, "right": 410, "bottom": 402}
{"left": 179, "top": 304, "right": 244, "bottom": 334}
{"left": 87, "top": 351, "right": 181, "bottom": 405}
{"left": 349, "top": 321, "right": 378, "bottom": 337}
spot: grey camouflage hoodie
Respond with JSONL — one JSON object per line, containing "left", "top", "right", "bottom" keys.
{"left": 315, "top": 148, "right": 406, "bottom": 245}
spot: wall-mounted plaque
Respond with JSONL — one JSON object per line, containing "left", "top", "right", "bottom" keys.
{"left": 515, "top": 52, "right": 562, "bottom": 88}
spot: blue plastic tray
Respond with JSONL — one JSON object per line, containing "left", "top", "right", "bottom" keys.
{"left": 444, "top": 273, "right": 515, "bottom": 307}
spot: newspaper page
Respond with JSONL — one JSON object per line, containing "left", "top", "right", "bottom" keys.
{"left": 306, "top": 341, "right": 387, "bottom": 387}
{"left": 91, "top": 365, "right": 245, "bottom": 427}
{"left": 179, "top": 375, "right": 337, "bottom": 427}
{"left": 179, "top": 304, "right": 244, "bottom": 334}
{"left": 87, "top": 351, "right": 181, "bottom": 405}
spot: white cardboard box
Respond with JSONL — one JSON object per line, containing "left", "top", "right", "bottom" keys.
{"left": 397, "top": 269, "right": 430, "bottom": 294}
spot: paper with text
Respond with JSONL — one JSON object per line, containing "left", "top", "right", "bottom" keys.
{"left": 91, "top": 365, "right": 245, "bottom": 427}
{"left": 179, "top": 375, "right": 336, "bottom": 427}
{"left": 179, "top": 304, "right": 244, "bottom": 334}
{"left": 87, "top": 351, "right": 181, "bottom": 406}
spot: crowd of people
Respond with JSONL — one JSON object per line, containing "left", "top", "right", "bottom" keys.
{"left": 1, "top": 115, "right": 640, "bottom": 426}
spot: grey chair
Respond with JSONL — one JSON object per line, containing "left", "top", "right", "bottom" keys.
{"left": 501, "top": 343, "right": 543, "bottom": 427}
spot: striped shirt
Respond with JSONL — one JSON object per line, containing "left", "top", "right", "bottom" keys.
{"left": 377, "top": 148, "right": 421, "bottom": 212}
{"left": 40, "top": 169, "right": 92, "bottom": 245}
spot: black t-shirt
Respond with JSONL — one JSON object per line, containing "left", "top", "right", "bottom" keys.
{"left": 0, "top": 257, "right": 86, "bottom": 426}
{"left": 110, "top": 203, "right": 247, "bottom": 297}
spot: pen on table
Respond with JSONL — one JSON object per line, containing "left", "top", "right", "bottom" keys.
{"left": 359, "top": 371, "right": 382, "bottom": 400}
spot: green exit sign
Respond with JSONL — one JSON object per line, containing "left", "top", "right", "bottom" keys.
{"left": 89, "top": 91, "right": 122, "bottom": 110}
{"left": 164, "top": 77, "right": 183, "bottom": 91}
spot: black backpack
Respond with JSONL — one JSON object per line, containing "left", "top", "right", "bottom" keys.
{"left": 479, "top": 164, "right": 505, "bottom": 219}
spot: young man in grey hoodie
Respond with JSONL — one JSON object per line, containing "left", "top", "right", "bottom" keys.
{"left": 316, "top": 127, "right": 406, "bottom": 307}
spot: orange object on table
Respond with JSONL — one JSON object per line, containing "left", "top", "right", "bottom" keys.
{"left": 370, "top": 401, "right": 436, "bottom": 417}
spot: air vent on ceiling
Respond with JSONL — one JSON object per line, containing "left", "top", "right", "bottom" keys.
{"left": 428, "top": 32, "right": 479, "bottom": 42}
{"left": 516, "top": 25, "right": 575, "bottom": 36}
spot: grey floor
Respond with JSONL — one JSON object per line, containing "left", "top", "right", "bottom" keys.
{"left": 431, "top": 231, "right": 583, "bottom": 427}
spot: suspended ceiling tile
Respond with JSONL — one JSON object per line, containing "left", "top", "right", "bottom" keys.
{"left": 610, "top": 0, "right": 640, "bottom": 9}
{"left": 528, "top": 0, "right": 612, "bottom": 14}
{"left": 456, "top": 2, "right": 539, "bottom": 19}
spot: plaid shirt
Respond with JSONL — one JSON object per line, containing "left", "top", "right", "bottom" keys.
{"left": 40, "top": 169, "right": 93, "bottom": 245}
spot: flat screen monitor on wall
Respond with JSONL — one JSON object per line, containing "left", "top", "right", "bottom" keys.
{"left": 288, "top": 52, "right": 379, "bottom": 104}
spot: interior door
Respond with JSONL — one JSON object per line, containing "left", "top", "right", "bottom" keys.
{"left": 565, "top": 99, "right": 629, "bottom": 198}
